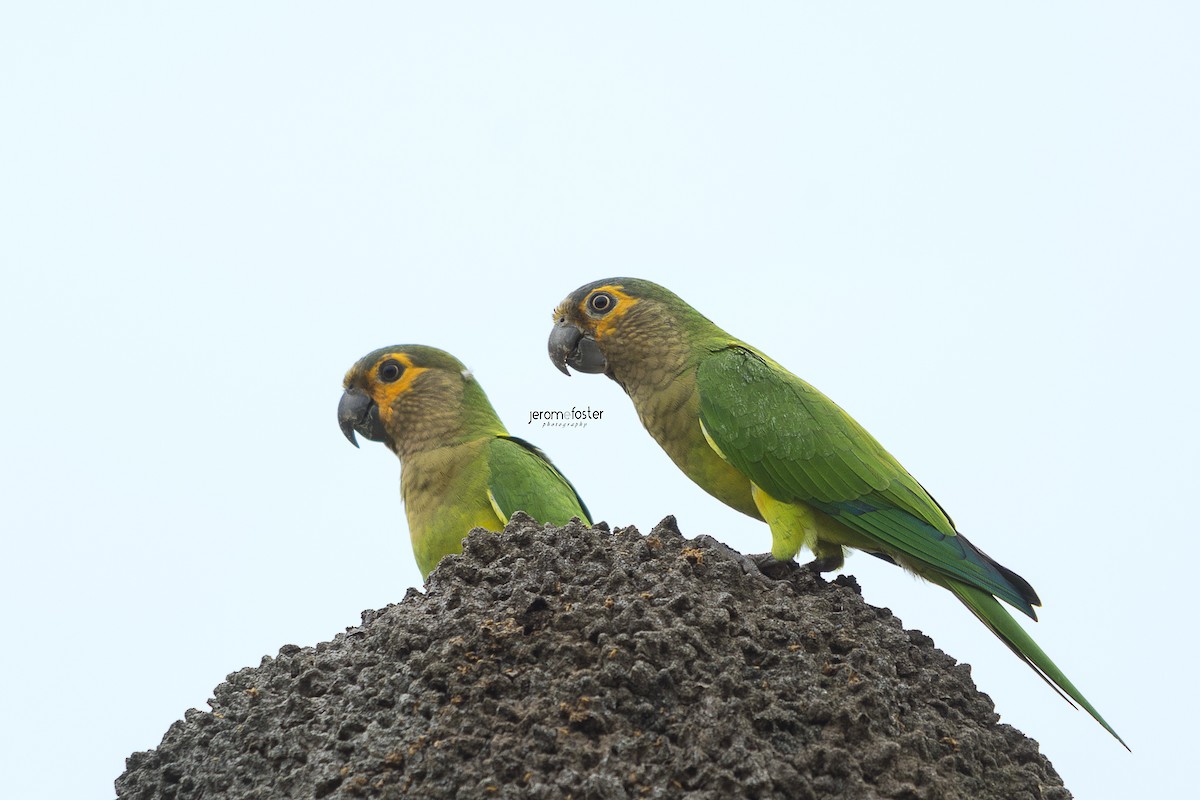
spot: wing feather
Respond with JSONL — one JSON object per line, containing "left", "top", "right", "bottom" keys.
{"left": 697, "top": 345, "right": 1037, "bottom": 617}
{"left": 485, "top": 437, "right": 591, "bottom": 526}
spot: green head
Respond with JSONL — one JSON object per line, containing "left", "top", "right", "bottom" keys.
{"left": 338, "top": 344, "right": 504, "bottom": 458}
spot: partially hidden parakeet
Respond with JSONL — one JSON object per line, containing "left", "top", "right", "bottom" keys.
{"left": 339, "top": 344, "right": 591, "bottom": 578}
{"left": 548, "top": 278, "right": 1125, "bottom": 748}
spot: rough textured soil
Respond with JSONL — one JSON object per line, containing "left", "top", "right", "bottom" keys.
{"left": 116, "top": 516, "right": 1071, "bottom": 799}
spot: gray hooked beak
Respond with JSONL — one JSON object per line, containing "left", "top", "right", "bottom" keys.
{"left": 337, "top": 389, "right": 387, "bottom": 447}
{"left": 548, "top": 321, "right": 607, "bottom": 376}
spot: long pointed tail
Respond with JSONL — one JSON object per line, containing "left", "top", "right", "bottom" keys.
{"left": 939, "top": 576, "right": 1129, "bottom": 750}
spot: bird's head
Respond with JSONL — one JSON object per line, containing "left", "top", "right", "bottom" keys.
{"left": 338, "top": 345, "right": 493, "bottom": 457}
{"left": 548, "top": 277, "right": 718, "bottom": 382}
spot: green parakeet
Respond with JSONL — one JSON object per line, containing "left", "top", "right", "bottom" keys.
{"left": 339, "top": 344, "right": 590, "bottom": 578}
{"left": 548, "top": 278, "right": 1125, "bottom": 748}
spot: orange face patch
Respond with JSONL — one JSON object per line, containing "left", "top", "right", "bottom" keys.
{"left": 369, "top": 353, "right": 428, "bottom": 424}
{"left": 578, "top": 284, "right": 640, "bottom": 340}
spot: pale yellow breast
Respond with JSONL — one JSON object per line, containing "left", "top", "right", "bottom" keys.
{"left": 400, "top": 439, "right": 505, "bottom": 577}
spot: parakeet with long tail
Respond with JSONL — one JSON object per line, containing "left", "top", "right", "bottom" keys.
{"left": 340, "top": 344, "right": 590, "bottom": 578}
{"left": 548, "top": 278, "right": 1125, "bottom": 748}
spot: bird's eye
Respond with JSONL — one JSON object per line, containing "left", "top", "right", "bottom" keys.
{"left": 589, "top": 292, "right": 615, "bottom": 314}
{"left": 378, "top": 359, "right": 405, "bottom": 383}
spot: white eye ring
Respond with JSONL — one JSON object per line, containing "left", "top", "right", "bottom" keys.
{"left": 379, "top": 360, "right": 405, "bottom": 382}
{"left": 589, "top": 292, "right": 614, "bottom": 313}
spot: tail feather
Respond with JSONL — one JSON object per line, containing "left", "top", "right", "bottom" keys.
{"left": 940, "top": 576, "right": 1129, "bottom": 751}
{"left": 967, "top": 537, "right": 1042, "bottom": 611}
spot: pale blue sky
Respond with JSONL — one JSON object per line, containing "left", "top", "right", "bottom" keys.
{"left": 2, "top": 4, "right": 1197, "bottom": 798}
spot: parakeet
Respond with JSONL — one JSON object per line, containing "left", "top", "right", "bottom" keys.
{"left": 548, "top": 278, "right": 1126, "bottom": 748}
{"left": 339, "top": 345, "right": 591, "bottom": 578}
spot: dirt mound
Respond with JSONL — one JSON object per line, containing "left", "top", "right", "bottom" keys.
{"left": 116, "top": 515, "right": 1070, "bottom": 799}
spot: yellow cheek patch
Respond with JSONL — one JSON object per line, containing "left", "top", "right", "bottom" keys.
{"left": 370, "top": 353, "right": 428, "bottom": 423}
{"left": 581, "top": 284, "right": 640, "bottom": 339}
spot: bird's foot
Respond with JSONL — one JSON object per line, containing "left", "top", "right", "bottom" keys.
{"left": 747, "top": 552, "right": 798, "bottom": 581}
{"left": 802, "top": 554, "right": 844, "bottom": 574}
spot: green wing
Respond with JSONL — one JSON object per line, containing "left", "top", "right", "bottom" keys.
{"left": 697, "top": 345, "right": 1038, "bottom": 618}
{"left": 486, "top": 436, "right": 592, "bottom": 526}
